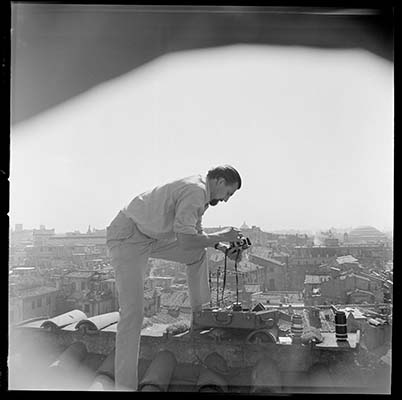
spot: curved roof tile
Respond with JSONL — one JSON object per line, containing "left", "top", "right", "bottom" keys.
{"left": 75, "top": 311, "right": 120, "bottom": 333}
{"left": 41, "top": 309, "right": 87, "bottom": 330}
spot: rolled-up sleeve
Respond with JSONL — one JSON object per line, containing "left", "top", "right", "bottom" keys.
{"left": 195, "top": 218, "right": 203, "bottom": 234}
{"left": 173, "top": 192, "right": 205, "bottom": 235}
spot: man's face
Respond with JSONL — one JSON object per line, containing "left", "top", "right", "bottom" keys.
{"left": 209, "top": 178, "right": 239, "bottom": 206}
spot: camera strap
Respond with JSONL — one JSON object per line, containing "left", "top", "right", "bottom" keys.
{"left": 221, "top": 247, "right": 242, "bottom": 306}
{"left": 234, "top": 250, "right": 241, "bottom": 305}
{"left": 221, "top": 247, "right": 229, "bottom": 304}
{"left": 216, "top": 266, "right": 220, "bottom": 307}
{"left": 209, "top": 270, "right": 213, "bottom": 307}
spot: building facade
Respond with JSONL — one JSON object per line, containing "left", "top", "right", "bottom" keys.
{"left": 248, "top": 255, "right": 287, "bottom": 291}
{"left": 9, "top": 286, "right": 59, "bottom": 324}
{"left": 57, "top": 271, "right": 118, "bottom": 317}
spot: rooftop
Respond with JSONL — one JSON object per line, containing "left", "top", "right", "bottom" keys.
{"left": 50, "top": 234, "right": 106, "bottom": 239}
{"left": 249, "top": 255, "right": 285, "bottom": 267}
{"left": 11, "top": 286, "right": 59, "bottom": 299}
{"left": 338, "top": 307, "right": 366, "bottom": 320}
{"left": 346, "top": 288, "right": 375, "bottom": 296}
{"left": 346, "top": 273, "right": 371, "bottom": 281}
{"left": 336, "top": 255, "right": 359, "bottom": 264}
{"left": 8, "top": 304, "right": 390, "bottom": 393}
{"left": 304, "top": 275, "right": 329, "bottom": 284}
{"left": 237, "top": 261, "right": 260, "bottom": 273}
{"left": 64, "top": 271, "right": 96, "bottom": 279}
{"left": 349, "top": 226, "right": 387, "bottom": 237}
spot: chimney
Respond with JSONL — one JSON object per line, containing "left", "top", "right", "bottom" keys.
{"left": 291, "top": 314, "right": 303, "bottom": 344}
{"left": 335, "top": 311, "right": 348, "bottom": 342}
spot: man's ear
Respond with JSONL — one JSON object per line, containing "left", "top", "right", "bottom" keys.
{"left": 217, "top": 177, "right": 226, "bottom": 186}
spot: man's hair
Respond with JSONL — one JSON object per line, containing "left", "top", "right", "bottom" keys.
{"left": 207, "top": 165, "right": 242, "bottom": 189}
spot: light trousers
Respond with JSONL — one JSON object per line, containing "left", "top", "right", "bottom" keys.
{"left": 106, "top": 211, "right": 210, "bottom": 390}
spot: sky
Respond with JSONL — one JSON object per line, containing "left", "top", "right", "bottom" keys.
{"left": 10, "top": 44, "right": 393, "bottom": 234}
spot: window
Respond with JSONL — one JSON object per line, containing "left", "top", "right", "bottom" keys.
{"left": 81, "top": 281, "right": 86, "bottom": 291}
{"left": 46, "top": 296, "right": 51, "bottom": 305}
{"left": 72, "top": 282, "right": 76, "bottom": 291}
{"left": 32, "top": 301, "right": 35, "bottom": 309}
{"left": 84, "top": 304, "right": 90, "bottom": 313}
{"left": 37, "top": 298, "right": 42, "bottom": 307}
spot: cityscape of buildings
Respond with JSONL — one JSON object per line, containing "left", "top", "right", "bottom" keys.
{"left": 9, "top": 221, "right": 393, "bottom": 325}
{"left": 9, "top": 221, "right": 393, "bottom": 391}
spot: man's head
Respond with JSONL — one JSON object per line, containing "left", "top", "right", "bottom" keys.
{"left": 207, "top": 165, "right": 242, "bottom": 206}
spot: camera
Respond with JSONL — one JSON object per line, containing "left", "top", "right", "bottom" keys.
{"left": 229, "top": 235, "right": 252, "bottom": 251}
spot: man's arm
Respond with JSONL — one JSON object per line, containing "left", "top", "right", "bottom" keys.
{"left": 176, "top": 232, "right": 219, "bottom": 250}
{"left": 176, "top": 227, "right": 241, "bottom": 251}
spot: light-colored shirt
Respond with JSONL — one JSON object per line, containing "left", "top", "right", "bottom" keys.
{"left": 122, "top": 175, "right": 211, "bottom": 240}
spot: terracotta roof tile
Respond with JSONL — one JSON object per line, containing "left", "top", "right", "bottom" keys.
{"left": 76, "top": 311, "right": 120, "bottom": 333}
{"left": 41, "top": 309, "right": 87, "bottom": 330}
{"left": 100, "top": 324, "right": 118, "bottom": 333}
{"left": 10, "top": 305, "right": 377, "bottom": 392}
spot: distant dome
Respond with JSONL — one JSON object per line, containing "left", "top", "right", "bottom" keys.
{"left": 348, "top": 226, "right": 387, "bottom": 243}
{"left": 240, "top": 221, "right": 250, "bottom": 230}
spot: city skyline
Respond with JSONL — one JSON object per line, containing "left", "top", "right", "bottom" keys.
{"left": 9, "top": 220, "right": 392, "bottom": 237}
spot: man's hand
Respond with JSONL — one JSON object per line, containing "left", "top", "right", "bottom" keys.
{"left": 216, "top": 226, "right": 241, "bottom": 242}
